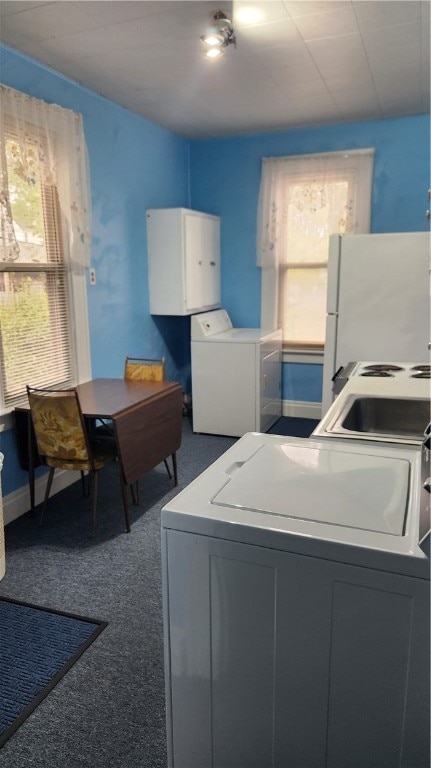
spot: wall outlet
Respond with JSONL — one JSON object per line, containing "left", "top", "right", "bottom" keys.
{"left": 89, "top": 268, "right": 96, "bottom": 285}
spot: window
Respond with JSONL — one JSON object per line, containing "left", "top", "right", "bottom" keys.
{"left": 0, "top": 85, "right": 92, "bottom": 415}
{"left": 257, "top": 150, "right": 374, "bottom": 349}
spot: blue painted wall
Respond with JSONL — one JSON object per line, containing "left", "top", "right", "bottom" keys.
{"left": 189, "top": 116, "right": 430, "bottom": 403}
{"left": 282, "top": 364, "right": 322, "bottom": 404}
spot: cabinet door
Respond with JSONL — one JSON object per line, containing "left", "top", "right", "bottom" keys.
{"left": 184, "top": 213, "right": 220, "bottom": 312}
{"left": 163, "top": 530, "right": 430, "bottom": 768}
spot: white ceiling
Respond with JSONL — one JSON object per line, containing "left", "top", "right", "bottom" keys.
{"left": 0, "top": 0, "right": 430, "bottom": 139}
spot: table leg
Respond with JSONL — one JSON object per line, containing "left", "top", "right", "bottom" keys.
{"left": 120, "top": 476, "right": 131, "bottom": 533}
{"left": 172, "top": 453, "right": 178, "bottom": 487}
{"left": 27, "top": 413, "right": 35, "bottom": 511}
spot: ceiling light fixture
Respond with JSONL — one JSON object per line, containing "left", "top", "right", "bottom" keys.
{"left": 200, "top": 10, "right": 236, "bottom": 59}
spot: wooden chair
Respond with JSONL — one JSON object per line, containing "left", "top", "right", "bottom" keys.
{"left": 26, "top": 385, "right": 131, "bottom": 537}
{"left": 124, "top": 356, "right": 176, "bottom": 494}
{"left": 124, "top": 356, "right": 166, "bottom": 382}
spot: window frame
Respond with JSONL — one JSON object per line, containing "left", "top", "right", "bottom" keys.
{"left": 0, "top": 126, "right": 91, "bottom": 428}
{"left": 280, "top": 171, "right": 357, "bottom": 351}
{"left": 258, "top": 149, "right": 374, "bottom": 352}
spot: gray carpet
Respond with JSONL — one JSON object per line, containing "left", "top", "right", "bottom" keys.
{"left": 0, "top": 417, "right": 316, "bottom": 767}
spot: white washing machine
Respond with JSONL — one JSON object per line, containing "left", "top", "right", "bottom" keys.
{"left": 161, "top": 432, "right": 430, "bottom": 768}
{"left": 191, "top": 309, "right": 282, "bottom": 436}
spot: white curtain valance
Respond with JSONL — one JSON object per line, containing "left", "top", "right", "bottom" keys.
{"left": 0, "top": 84, "right": 91, "bottom": 273}
{"left": 256, "top": 149, "right": 374, "bottom": 269}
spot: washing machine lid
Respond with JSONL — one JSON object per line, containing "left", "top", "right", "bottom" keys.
{"left": 213, "top": 328, "right": 267, "bottom": 342}
{"left": 191, "top": 311, "right": 280, "bottom": 342}
{"left": 212, "top": 443, "right": 410, "bottom": 535}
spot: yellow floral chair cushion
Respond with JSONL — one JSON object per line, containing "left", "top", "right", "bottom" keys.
{"left": 124, "top": 357, "right": 165, "bottom": 382}
{"left": 28, "top": 390, "right": 114, "bottom": 471}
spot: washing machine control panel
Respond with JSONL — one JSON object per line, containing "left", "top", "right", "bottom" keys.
{"left": 191, "top": 309, "right": 233, "bottom": 339}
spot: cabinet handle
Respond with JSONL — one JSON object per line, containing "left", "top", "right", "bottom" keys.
{"left": 210, "top": 261, "right": 216, "bottom": 266}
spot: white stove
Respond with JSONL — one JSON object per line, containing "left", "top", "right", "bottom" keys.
{"left": 316, "top": 360, "right": 431, "bottom": 448}
{"left": 332, "top": 360, "right": 431, "bottom": 398}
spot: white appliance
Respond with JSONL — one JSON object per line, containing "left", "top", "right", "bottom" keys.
{"left": 191, "top": 309, "right": 282, "bottom": 436}
{"left": 322, "top": 232, "right": 431, "bottom": 415}
{"left": 161, "top": 432, "right": 430, "bottom": 768}
{"left": 315, "top": 361, "right": 431, "bottom": 447}
{"left": 146, "top": 208, "right": 220, "bottom": 315}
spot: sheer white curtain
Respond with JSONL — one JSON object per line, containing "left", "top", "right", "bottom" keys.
{"left": 0, "top": 84, "right": 91, "bottom": 273}
{"left": 256, "top": 149, "right": 374, "bottom": 333}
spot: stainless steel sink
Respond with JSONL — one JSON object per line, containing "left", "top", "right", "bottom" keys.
{"left": 326, "top": 395, "right": 430, "bottom": 441}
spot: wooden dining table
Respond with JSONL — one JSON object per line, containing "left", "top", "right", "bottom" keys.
{"left": 14, "top": 378, "right": 183, "bottom": 515}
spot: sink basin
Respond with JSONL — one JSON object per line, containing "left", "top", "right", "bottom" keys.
{"left": 327, "top": 395, "right": 430, "bottom": 441}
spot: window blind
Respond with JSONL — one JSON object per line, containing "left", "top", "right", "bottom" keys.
{"left": 0, "top": 135, "right": 75, "bottom": 409}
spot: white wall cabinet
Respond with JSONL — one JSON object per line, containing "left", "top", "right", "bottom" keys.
{"left": 146, "top": 208, "right": 220, "bottom": 315}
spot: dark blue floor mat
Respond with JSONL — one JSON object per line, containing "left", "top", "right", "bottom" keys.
{"left": 0, "top": 597, "right": 107, "bottom": 748}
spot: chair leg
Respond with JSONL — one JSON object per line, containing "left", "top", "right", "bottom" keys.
{"left": 163, "top": 458, "right": 172, "bottom": 480}
{"left": 172, "top": 453, "right": 178, "bottom": 487}
{"left": 80, "top": 470, "right": 88, "bottom": 497}
{"left": 120, "top": 477, "right": 131, "bottom": 533}
{"left": 130, "top": 480, "right": 139, "bottom": 505}
{"left": 40, "top": 467, "right": 55, "bottom": 527}
{"left": 91, "top": 471, "right": 99, "bottom": 538}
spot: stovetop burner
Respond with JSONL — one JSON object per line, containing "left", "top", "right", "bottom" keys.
{"left": 333, "top": 361, "right": 431, "bottom": 398}
{"left": 360, "top": 371, "right": 394, "bottom": 377}
{"left": 411, "top": 365, "right": 431, "bottom": 372}
{"left": 364, "top": 364, "right": 405, "bottom": 372}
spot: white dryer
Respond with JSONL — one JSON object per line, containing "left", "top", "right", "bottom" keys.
{"left": 191, "top": 309, "right": 282, "bottom": 436}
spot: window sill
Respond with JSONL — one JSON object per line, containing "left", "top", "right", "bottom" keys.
{"left": 282, "top": 348, "right": 324, "bottom": 365}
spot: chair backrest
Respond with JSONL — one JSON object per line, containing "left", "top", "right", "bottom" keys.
{"left": 26, "top": 386, "right": 92, "bottom": 468}
{"left": 124, "top": 356, "right": 165, "bottom": 382}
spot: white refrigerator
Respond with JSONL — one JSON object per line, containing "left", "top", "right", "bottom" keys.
{"left": 322, "top": 232, "right": 431, "bottom": 415}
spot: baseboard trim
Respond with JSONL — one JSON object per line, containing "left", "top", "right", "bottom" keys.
{"left": 3, "top": 470, "right": 81, "bottom": 526}
{"left": 282, "top": 400, "right": 322, "bottom": 420}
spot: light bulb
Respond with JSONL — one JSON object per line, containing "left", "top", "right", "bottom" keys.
{"left": 201, "top": 32, "right": 224, "bottom": 46}
{"left": 206, "top": 47, "right": 224, "bottom": 58}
